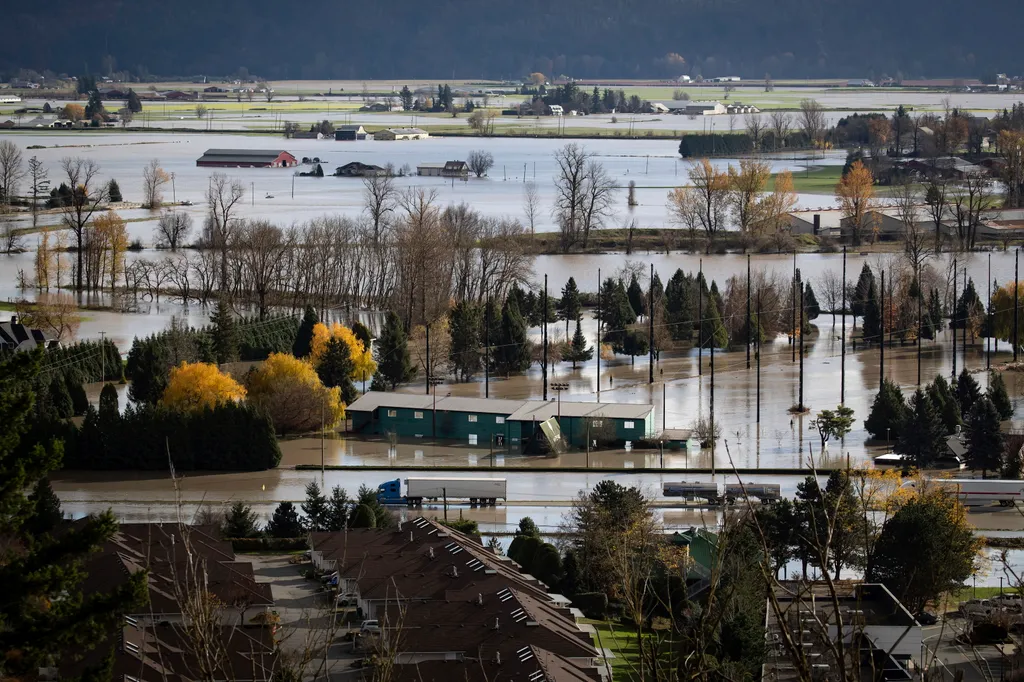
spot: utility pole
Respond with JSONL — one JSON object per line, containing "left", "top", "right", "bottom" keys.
{"left": 710, "top": 327, "right": 715, "bottom": 464}
{"left": 798, "top": 283, "right": 805, "bottom": 411}
{"left": 880, "top": 269, "right": 885, "bottom": 387}
{"left": 756, "top": 293, "right": 761, "bottom": 423}
{"left": 425, "top": 322, "right": 431, "bottom": 395}
{"left": 442, "top": 487, "right": 448, "bottom": 522}
{"left": 963, "top": 269, "right": 968, "bottom": 369}
{"left": 746, "top": 254, "right": 751, "bottom": 370}
{"left": 792, "top": 252, "right": 797, "bottom": 362}
{"left": 98, "top": 331, "right": 106, "bottom": 381}
{"left": 697, "top": 260, "right": 703, "bottom": 376}
{"left": 987, "top": 253, "right": 992, "bottom": 371}
{"left": 484, "top": 297, "right": 489, "bottom": 398}
{"left": 841, "top": 246, "right": 846, "bottom": 404}
{"left": 1016, "top": 248, "right": 1020, "bottom": 363}
{"left": 952, "top": 261, "right": 958, "bottom": 380}
{"left": 597, "top": 268, "right": 601, "bottom": 402}
{"left": 170, "top": 173, "right": 176, "bottom": 203}
{"left": 649, "top": 263, "right": 655, "bottom": 384}
{"left": 917, "top": 265, "right": 923, "bottom": 385}
{"left": 543, "top": 274, "right": 548, "bottom": 401}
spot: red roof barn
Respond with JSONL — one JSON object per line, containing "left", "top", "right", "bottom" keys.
{"left": 196, "top": 149, "right": 297, "bottom": 168}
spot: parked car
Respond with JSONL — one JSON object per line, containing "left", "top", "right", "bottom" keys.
{"left": 360, "top": 620, "right": 380, "bottom": 634}
{"left": 915, "top": 611, "right": 938, "bottom": 625}
{"left": 336, "top": 593, "right": 358, "bottom": 606}
{"left": 960, "top": 599, "right": 994, "bottom": 617}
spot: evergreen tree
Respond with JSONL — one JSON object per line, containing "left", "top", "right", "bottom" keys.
{"left": 0, "top": 352, "right": 146, "bottom": 676}
{"left": 955, "top": 368, "right": 982, "bottom": 415}
{"left": 99, "top": 383, "right": 119, "bottom": 419}
{"left": 627, "top": 274, "right": 645, "bottom": 319}
{"left": 895, "top": 389, "right": 947, "bottom": 468}
{"left": 988, "top": 371, "right": 1014, "bottom": 420}
{"left": 564, "top": 319, "right": 594, "bottom": 368}
{"left": 495, "top": 295, "right": 532, "bottom": 374}
{"left": 106, "top": 179, "right": 122, "bottom": 202}
{"left": 292, "top": 305, "right": 319, "bottom": 358}
{"left": 266, "top": 501, "right": 303, "bottom": 538}
{"left": 349, "top": 503, "right": 377, "bottom": 528}
{"left": 864, "top": 378, "right": 908, "bottom": 440}
{"left": 375, "top": 310, "right": 416, "bottom": 388}
{"left": 317, "top": 337, "right": 358, "bottom": 405}
{"left": 516, "top": 516, "right": 541, "bottom": 538}
{"left": 126, "top": 339, "right": 169, "bottom": 405}
{"left": 665, "top": 269, "right": 694, "bottom": 341}
{"left": 85, "top": 89, "right": 105, "bottom": 119}
{"left": 852, "top": 263, "right": 874, "bottom": 317}
{"left": 709, "top": 279, "right": 724, "bottom": 316}
{"left": 448, "top": 301, "right": 482, "bottom": 382}
{"left": 26, "top": 477, "right": 64, "bottom": 536}
{"left": 558, "top": 277, "right": 582, "bottom": 337}
{"left": 862, "top": 280, "right": 881, "bottom": 344}
{"left": 965, "top": 396, "right": 1005, "bottom": 476}
{"left": 523, "top": 290, "right": 538, "bottom": 325}
{"left": 351, "top": 321, "right": 372, "bottom": 353}
{"left": 126, "top": 88, "right": 142, "bottom": 113}
{"left": 926, "top": 375, "right": 962, "bottom": 433}
{"left": 301, "top": 480, "right": 329, "bottom": 531}
{"left": 602, "top": 279, "right": 637, "bottom": 349}
{"left": 954, "top": 277, "right": 985, "bottom": 334}
{"left": 804, "top": 282, "right": 820, "bottom": 319}
{"left": 49, "top": 376, "right": 74, "bottom": 419}
{"left": 326, "top": 486, "right": 351, "bottom": 531}
{"left": 399, "top": 85, "right": 414, "bottom": 111}
{"left": 223, "top": 502, "right": 261, "bottom": 538}
{"left": 65, "top": 371, "right": 89, "bottom": 416}
{"left": 700, "top": 295, "right": 728, "bottom": 349}
{"left": 210, "top": 298, "right": 239, "bottom": 364}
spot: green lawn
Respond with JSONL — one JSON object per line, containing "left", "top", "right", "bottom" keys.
{"left": 585, "top": 619, "right": 641, "bottom": 681}
{"left": 768, "top": 164, "right": 844, "bottom": 195}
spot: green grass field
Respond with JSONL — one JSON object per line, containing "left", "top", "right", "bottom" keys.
{"left": 585, "top": 619, "right": 642, "bottom": 681}
{"left": 768, "top": 165, "right": 844, "bottom": 195}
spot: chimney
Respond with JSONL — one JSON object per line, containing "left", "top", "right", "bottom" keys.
{"left": 409, "top": 530, "right": 413, "bottom": 543}
{"left": 429, "top": 546, "right": 435, "bottom": 559}
{"left": 451, "top": 566, "right": 459, "bottom": 578}
{"left": 477, "top": 593, "right": 483, "bottom": 606}
{"left": 495, "top": 652, "right": 502, "bottom": 665}
{"left": 494, "top": 617, "right": 500, "bottom": 630}
{"left": 9, "top": 315, "right": 16, "bottom": 324}
{"left": 813, "top": 213, "right": 821, "bottom": 235}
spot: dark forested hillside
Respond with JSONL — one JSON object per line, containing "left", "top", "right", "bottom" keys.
{"left": 2, "top": 0, "right": 1019, "bottom": 80}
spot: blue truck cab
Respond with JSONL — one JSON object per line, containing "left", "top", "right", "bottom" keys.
{"left": 376, "top": 479, "right": 404, "bottom": 505}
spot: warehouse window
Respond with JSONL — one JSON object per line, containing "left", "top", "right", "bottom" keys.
{"left": 495, "top": 416, "right": 505, "bottom": 424}
{"left": 592, "top": 420, "right": 603, "bottom": 428}
{"left": 414, "top": 411, "right": 423, "bottom": 419}
{"left": 624, "top": 421, "right": 635, "bottom": 429}
{"left": 387, "top": 409, "right": 397, "bottom": 418}
{"left": 468, "top": 414, "right": 478, "bottom": 423}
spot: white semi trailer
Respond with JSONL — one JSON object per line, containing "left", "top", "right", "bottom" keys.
{"left": 901, "top": 479, "right": 1024, "bottom": 506}
{"left": 376, "top": 477, "right": 507, "bottom": 506}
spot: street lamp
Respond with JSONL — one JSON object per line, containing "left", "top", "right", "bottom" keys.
{"left": 428, "top": 376, "right": 444, "bottom": 439}
{"left": 551, "top": 382, "right": 569, "bottom": 418}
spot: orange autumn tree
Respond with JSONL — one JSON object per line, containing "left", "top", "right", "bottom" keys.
{"left": 161, "top": 361, "right": 246, "bottom": 412}
{"left": 245, "top": 352, "right": 344, "bottom": 434}
{"left": 310, "top": 322, "right": 377, "bottom": 382}
{"left": 835, "top": 160, "right": 876, "bottom": 246}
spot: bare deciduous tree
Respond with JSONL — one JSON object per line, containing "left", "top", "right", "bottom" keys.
{"left": 141, "top": 158, "right": 170, "bottom": 209}
{"left": 893, "top": 178, "right": 929, "bottom": 273}
{"left": 769, "top": 110, "right": 792, "bottom": 150}
{"left": 234, "top": 219, "right": 290, "bottom": 318}
{"left": 206, "top": 173, "right": 245, "bottom": 292}
{"left": 744, "top": 112, "right": 766, "bottom": 150}
{"left": 0, "top": 139, "right": 25, "bottom": 211}
{"left": 552, "top": 143, "right": 589, "bottom": 252}
{"left": 15, "top": 294, "right": 81, "bottom": 341}
{"left": 59, "top": 156, "right": 107, "bottom": 292}
{"left": 466, "top": 149, "right": 494, "bottom": 178}
{"left": 685, "top": 158, "right": 730, "bottom": 251}
{"left": 157, "top": 210, "right": 194, "bottom": 251}
{"left": 27, "top": 156, "right": 48, "bottom": 230}
{"left": 799, "top": 98, "right": 827, "bottom": 147}
{"left": 523, "top": 181, "right": 539, "bottom": 235}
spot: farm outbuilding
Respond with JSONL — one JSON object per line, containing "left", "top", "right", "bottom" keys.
{"left": 334, "top": 125, "right": 367, "bottom": 141}
{"left": 345, "top": 391, "right": 654, "bottom": 451}
{"left": 374, "top": 127, "right": 429, "bottom": 141}
{"left": 195, "top": 149, "right": 297, "bottom": 168}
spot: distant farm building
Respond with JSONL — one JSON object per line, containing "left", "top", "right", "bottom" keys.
{"left": 682, "top": 101, "right": 727, "bottom": 116}
{"left": 417, "top": 161, "right": 468, "bottom": 178}
{"left": 0, "top": 316, "right": 58, "bottom": 352}
{"left": 549, "top": 105, "right": 564, "bottom": 116}
{"left": 846, "top": 79, "right": 876, "bottom": 87}
{"left": 334, "top": 125, "right": 368, "bottom": 141}
{"left": 374, "top": 128, "right": 429, "bottom": 141}
{"left": 725, "top": 103, "right": 760, "bottom": 114}
{"left": 195, "top": 149, "right": 297, "bottom": 168}
{"left": 334, "top": 161, "right": 387, "bottom": 177}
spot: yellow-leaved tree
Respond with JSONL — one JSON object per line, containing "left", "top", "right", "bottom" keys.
{"left": 160, "top": 361, "right": 246, "bottom": 412}
{"left": 309, "top": 322, "right": 377, "bottom": 382}
{"left": 245, "top": 352, "right": 344, "bottom": 434}
{"left": 835, "top": 160, "right": 876, "bottom": 246}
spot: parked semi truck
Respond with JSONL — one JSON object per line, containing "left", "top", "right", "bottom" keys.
{"left": 662, "top": 482, "right": 781, "bottom": 505}
{"left": 901, "top": 479, "right": 1024, "bottom": 506}
{"left": 376, "top": 478, "right": 507, "bottom": 506}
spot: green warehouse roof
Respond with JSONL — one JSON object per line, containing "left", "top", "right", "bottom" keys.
{"left": 346, "top": 392, "right": 653, "bottom": 421}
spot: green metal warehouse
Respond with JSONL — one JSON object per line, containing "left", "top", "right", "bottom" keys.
{"left": 346, "top": 391, "right": 654, "bottom": 450}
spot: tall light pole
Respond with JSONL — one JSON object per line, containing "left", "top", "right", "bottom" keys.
{"left": 551, "top": 382, "right": 569, "bottom": 421}
{"left": 98, "top": 330, "right": 106, "bottom": 382}
{"left": 428, "top": 376, "right": 444, "bottom": 439}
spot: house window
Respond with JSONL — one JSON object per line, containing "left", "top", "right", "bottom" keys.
{"left": 592, "top": 420, "right": 603, "bottom": 428}
{"left": 387, "top": 409, "right": 397, "bottom": 418}
{"left": 495, "top": 416, "right": 505, "bottom": 424}
{"left": 624, "top": 421, "right": 635, "bottom": 429}
{"left": 414, "top": 411, "right": 424, "bottom": 419}
{"left": 468, "top": 434, "right": 478, "bottom": 445}
{"left": 468, "top": 415, "right": 478, "bottom": 423}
